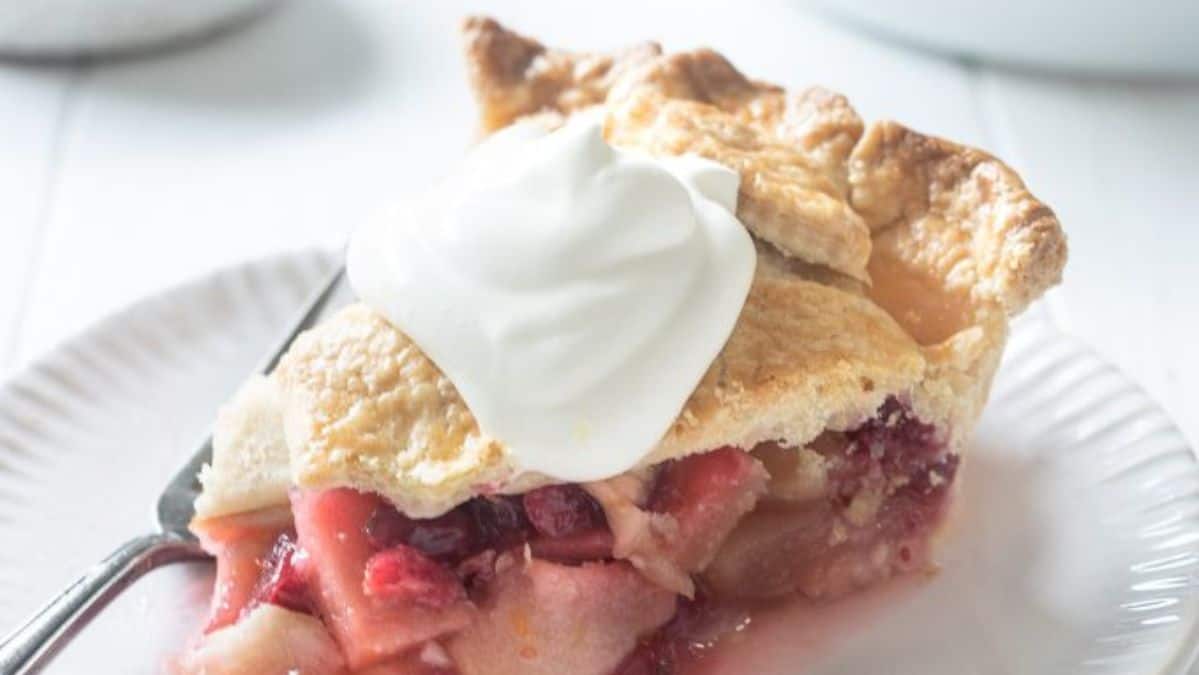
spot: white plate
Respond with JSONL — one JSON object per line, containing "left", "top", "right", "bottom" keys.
{"left": 1, "top": 250, "right": 1197, "bottom": 674}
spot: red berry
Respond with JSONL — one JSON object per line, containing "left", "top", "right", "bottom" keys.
{"left": 468, "top": 496, "right": 532, "bottom": 549}
{"left": 250, "top": 534, "right": 314, "bottom": 616}
{"left": 363, "top": 505, "right": 415, "bottom": 549}
{"left": 528, "top": 528, "right": 614, "bottom": 563}
{"left": 406, "top": 508, "right": 476, "bottom": 561}
{"left": 363, "top": 545, "right": 466, "bottom": 609}
{"left": 365, "top": 504, "right": 484, "bottom": 563}
{"left": 522, "top": 485, "right": 606, "bottom": 538}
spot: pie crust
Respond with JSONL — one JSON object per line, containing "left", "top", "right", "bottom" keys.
{"left": 183, "top": 16, "right": 1068, "bottom": 675}
{"left": 214, "top": 17, "right": 1068, "bottom": 520}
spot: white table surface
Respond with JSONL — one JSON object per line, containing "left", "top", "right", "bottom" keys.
{"left": 1, "top": 0, "right": 1197, "bottom": 451}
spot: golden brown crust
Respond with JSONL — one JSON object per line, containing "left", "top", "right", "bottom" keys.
{"left": 225, "top": 18, "right": 1066, "bottom": 518}
{"left": 462, "top": 23, "right": 874, "bottom": 281}
{"left": 461, "top": 16, "right": 1066, "bottom": 312}
{"left": 776, "top": 87, "right": 864, "bottom": 196}
{"left": 609, "top": 48, "right": 781, "bottom": 120}
{"left": 649, "top": 273, "right": 925, "bottom": 464}
{"left": 277, "top": 271, "right": 926, "bottom": 516}
{"left": 613, "top": 52, "right": 864, "bottom": 196}
{"left": 274, "top": 304, "right": 512, "bottom": 518}
{"left": 460, "top": 16, "right": 661, "bottom": 133}
{"left": 605, "top": 90, "right": 873, "bottom": 282}
{"left": 851, "top": 121, "right": 1068, "bottom": 316}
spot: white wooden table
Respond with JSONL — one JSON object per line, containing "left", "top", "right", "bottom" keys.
{"left": 2, "top": 0, "right": 1197, "bottom": 453}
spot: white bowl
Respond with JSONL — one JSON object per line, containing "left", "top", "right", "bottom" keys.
{"left": 812, "top": 0, "right": 1199, "bottom": 76}
{"left": 0, "top": 0, "right": 280, "bottom": 58}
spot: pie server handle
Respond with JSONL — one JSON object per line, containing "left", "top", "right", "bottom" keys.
{"left": 0, "top": 532, "right": 206, "bottom": 674}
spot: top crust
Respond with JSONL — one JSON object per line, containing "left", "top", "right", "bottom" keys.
{"left": 461, "top": 19, "right": 1066, "bottom": 310}
{"left": 850, "top": 121, "right": 1068, "bottom": 317}
{"left": 273, "top": 271, "right": 925, "bottom": 518}
{"left": 461, "top": 16, "right": 662, "bottom": 133}
{"left": 274, "top": 304, "right": 512, "bottom": 518}
{"left": 604, "top": 89, "right": 873, "bottom": 282}
{"left": 195, "top": 18, "right": 1066, "bottom": 520}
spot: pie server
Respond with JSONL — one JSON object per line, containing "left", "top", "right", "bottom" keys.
{"left": 0, "top": 264, "right": 346, "bottom": 675}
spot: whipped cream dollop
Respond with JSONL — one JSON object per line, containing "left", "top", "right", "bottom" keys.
{"left": 348, "top": 113, "right": 755, "bottom": 482}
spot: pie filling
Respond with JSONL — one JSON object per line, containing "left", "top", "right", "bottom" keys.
{"left": 187, "top": 396, "right": 957, "bottom": 674}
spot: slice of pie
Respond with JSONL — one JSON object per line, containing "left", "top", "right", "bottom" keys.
{"left": 177, "top": 17, "right": 1066, "bottom": 675}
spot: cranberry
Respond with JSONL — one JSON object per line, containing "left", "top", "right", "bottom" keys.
{"left": 364, "top": 505, "right": 415, "bottom": 549}
{"left": 407, "top": 508, "right": 476, "bottom": 561}
{"left": 879, "top": 453, "right": 961, "bottom": 538}
{"left": 806, "top": 397, "right": 954, "bottom": 504}
{"left": 363, "top": 487, "right": 607, "bottom": 572}
{"left": 250, "top": 534, "right": 314, "bottom": 616}
{"left": 365, "top": 504, "right": 483, "bottom": 563}
{"left": 468, "top": 495, "right": 532, "bottom": 549}
{"left": 522, "top": 485, "right": 606, "bottom": 538}
{"left": 908, "top": 453, "right": 960, "bottom": 494}
{"left": 528, "top": 528, "right": 614, "bottom": 563}
{"left": 846, "top": 396, "right": 943, "bottom": 465}
{"left": 363, "top": 545, "right": 467, "bottom": 610}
